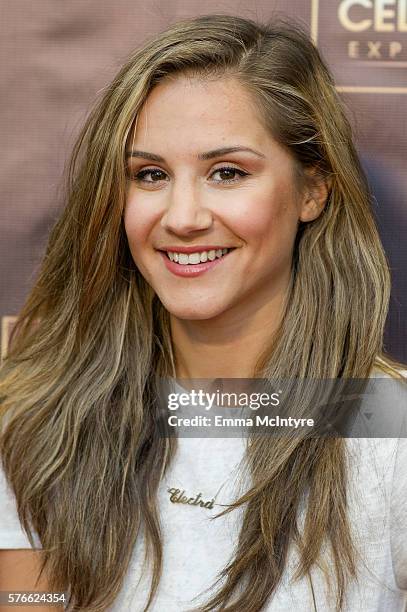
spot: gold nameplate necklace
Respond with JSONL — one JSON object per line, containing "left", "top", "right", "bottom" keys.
{"left": 166, "top": 479, "right": 228, "bottom": 510}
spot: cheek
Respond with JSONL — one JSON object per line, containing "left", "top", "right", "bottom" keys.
{"left": 123, "top": 197, "right": 154, "bottom": 247}
{"left": 123, "top": 205, "right": 155, "bottom": 280}
{"left": 232, "top": 190, "right": 298, "bottom": 246}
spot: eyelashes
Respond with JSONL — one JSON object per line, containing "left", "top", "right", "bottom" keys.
{"left": 128, "top": 165, "right": 250, "bottom": 186}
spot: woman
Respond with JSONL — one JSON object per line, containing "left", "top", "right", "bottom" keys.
{"left": 0, "top": 13, "right": 406, "bottom": 612}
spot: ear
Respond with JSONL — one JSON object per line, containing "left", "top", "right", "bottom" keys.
{"left": 299, "top": 167, "right": 332, "bottom": 223}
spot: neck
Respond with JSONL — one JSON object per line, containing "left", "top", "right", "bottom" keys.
{"left": 170, "top": 288, "right": 287, "bottom": 380}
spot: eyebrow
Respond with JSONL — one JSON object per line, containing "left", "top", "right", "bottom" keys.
{"left": 125, "top": 146, "right": 266, "bottom": 162}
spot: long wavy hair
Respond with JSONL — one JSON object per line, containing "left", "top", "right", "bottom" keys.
{"left": 0, "top": 13, "right": 406, "bottom": 612}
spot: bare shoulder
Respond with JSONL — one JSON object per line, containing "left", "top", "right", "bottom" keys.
{"left": 0, "top": 549, "right": 47, "bottom": 587}
{"left": 0, "top": 550, "right": 63, "bottom": 611}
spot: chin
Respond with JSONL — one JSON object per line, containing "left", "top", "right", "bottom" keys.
{"left": 159, "top": 296, "right": 228, "bottom": 321}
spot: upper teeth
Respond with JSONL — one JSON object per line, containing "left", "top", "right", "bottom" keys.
{"left": 168, "top": 248, "right": 229, "bottom": 264}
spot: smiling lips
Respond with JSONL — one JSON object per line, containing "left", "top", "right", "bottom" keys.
{"left": 158, "top": 247, "right": 235, "bottom": 277}
{"left": 167, "top": 248, "right": 229, "bottom": 264}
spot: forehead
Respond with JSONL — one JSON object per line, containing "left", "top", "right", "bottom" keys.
{"left": 131, "top": 75, "right": 272, "bottom": 152}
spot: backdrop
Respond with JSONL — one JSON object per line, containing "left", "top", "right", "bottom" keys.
{"left": 1, "top": 0, "right": 406, "bottom": 362}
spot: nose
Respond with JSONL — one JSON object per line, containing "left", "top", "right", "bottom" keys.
{"left": 160, "top": 178, "right": 213, "bottom": 235}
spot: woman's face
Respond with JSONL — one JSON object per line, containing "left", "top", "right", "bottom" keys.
{"left": 124, "top": 75, "right": 319, "bottom": 321}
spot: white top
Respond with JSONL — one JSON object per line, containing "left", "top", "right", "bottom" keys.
{"left": 1, "top": 371, "right": 407, "bottom": 611}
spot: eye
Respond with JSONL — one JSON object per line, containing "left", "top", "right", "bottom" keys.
{"left": 132, "top": 168, "right": 168, "bottom": 184}
{"left": 210, "top": 166, "right": 250, "bottom": 184}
